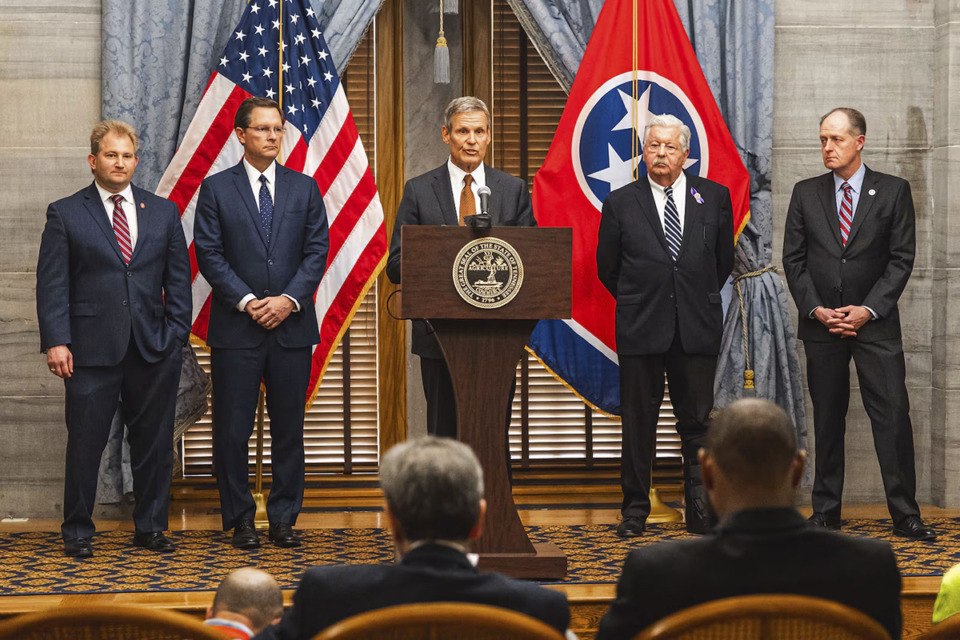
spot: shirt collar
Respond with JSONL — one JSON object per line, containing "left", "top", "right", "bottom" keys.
{"left": 94, "top": 182, "right": 135, "bottom": 207}
{"left": 203, "top": 618, "right": 253, "bottom": 636}
{"left": 243, "top": 157, "right": 277, "bottom": 185}
{"left": 447, "top": 157, "right": 485, "bottom": 187}
{"left": 833, "top": 162, "right": 866, "bottom": 194}
{"left": 647, "top": 171, "right": 686, "bottom": 198}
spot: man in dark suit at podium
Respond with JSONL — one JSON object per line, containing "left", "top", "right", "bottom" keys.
{"left": 194, "top": 97, "right": 329, "bottom": 550}
{"left": 783, "top": 107, "right": 934, "bottom": 540}
{"left": 255, "top": 437, "right": 570, "bottom": 640}
{"left": 597, "top": 114, "right": 734, "bottom": 537}
{"left": 596, "top": 399, "right": 902, "bottom": 640}
{"left": 37, "top": 120, "right": 192, "bottom": 558}
{"left": 385, "top": 96, "right": 536, "bottom": 438}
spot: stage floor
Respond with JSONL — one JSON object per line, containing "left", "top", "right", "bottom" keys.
{"left": 0, "top": 500, "right": 955, "bottom": 639}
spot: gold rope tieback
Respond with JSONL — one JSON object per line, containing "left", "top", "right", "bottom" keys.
{"left": 734, "top": 265, "right": 779, "bottom": 390}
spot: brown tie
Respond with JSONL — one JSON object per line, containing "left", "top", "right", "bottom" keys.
{"left": 459, "top": 174, "right": 475, "bottom": 225}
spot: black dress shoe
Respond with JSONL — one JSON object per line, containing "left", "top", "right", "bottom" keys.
{"left": 616, "top": 517, "right": 645, "bottom": 538}
{"left": 268, "top": 523, "right": 302, "bottom": 548}
{"left": 64, "top": 537, "right": 93, "bottom": 558}
{"left": 893, "top": 516, "right": 937, "bottom": 541}
{"left": 808, "top": 512, "right": 841, "bottom": 530}
{"left": 133, "top": 531, "right": 176, "bottom": 553}
{"left": 231, "top": 520, "right": 261, "bottom": 549}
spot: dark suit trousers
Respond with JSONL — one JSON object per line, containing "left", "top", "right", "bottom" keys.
{"left": 61, "top": 336, "right": 181, "bottom": 541}
{"left": 804, "top": 338, "right": 919, "bottom": 523}
{"left": 619, "top": 332, "right": 716, "bottom": 520}
{"left": 211, "top": 333, "right": 311, "bottom": 530}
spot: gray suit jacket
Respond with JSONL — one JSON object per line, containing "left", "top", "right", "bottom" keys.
{"left": 386, "top": 162, "right": 535, "bottom": 358}
{"left": 782, "top": 166, "right": 915, "bottom": 343}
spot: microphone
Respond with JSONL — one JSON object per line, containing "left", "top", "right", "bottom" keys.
{"left": 467, "top": 185, "right": 492, "bottom": 229}
{"left": 478, "top": 185, "right": 491, "bottom": 216}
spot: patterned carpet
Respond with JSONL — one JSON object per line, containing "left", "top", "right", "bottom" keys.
{"left": 1, "top": 519, "right": 958, "bottom": 596}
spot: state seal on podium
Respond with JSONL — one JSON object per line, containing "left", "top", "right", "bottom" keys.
{"left": 452, "top": 237, "right": 524, "bottom": 309}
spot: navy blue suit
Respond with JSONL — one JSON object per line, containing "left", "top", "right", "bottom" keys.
{"left": 36, "top": 182, "right": 192, "bottom": 540}
{"left": 254, "top": 544, "right": 570, "bottom": 640}
{"left": 194, "top": 161, "right": 328, "bottom": 530}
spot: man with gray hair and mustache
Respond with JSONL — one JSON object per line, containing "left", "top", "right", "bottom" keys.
{"left": 254, "top": 437, "right": 569, "bottom": 640}
{"left": 597, "top": 113, "right": 734, "bottom": 537}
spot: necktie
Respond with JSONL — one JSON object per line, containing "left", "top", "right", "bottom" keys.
{"left": 459, "top": 174, "right": 475, "bottom": 226}
{"left": 110, "top": 194, "right": 133, "bottom": 264}
{"left": 839, "top": 182, "right": 853, "bottom": 246}
{"left": 259, "top": 174, "right": 274, "bottom": 244}
{"left": 663, "top": 186, "right": 682, "bottom": 261}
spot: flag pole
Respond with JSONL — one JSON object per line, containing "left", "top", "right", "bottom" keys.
{"left": 632, "top": 0, "right": 682, "bottom": 525}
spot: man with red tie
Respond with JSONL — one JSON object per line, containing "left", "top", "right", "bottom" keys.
{"left": 37, "top": 120, "right": 192, "bottom": 558}
{"left": 783, "top": 107, "right": 935, "bottom": 539}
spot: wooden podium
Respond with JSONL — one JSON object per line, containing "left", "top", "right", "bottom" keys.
{"left": 400, "top": 226, "right": 571, "bottom": 579}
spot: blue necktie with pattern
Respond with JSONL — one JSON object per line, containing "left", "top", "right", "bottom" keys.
{"left": 663, "top": 186, "right": 682, "bottom": 261}
{"left": 259, "top": 174, "right": 273, "bottom": 244}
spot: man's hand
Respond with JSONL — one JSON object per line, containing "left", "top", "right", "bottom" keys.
{"left": 814, "top": 305, "right": 870, "bottom": 338}
{"left": 47, "top": 345, "right": 73, "bottom": 379}
{"left": 247, "top": 296, "right": 295, "bottom": 330}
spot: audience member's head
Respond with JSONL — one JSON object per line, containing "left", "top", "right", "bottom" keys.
{"left": 699, "top": 398, "right": 805, "bottom": 518}
{"left": 207, "top": 568, "right": 284, "bottom": 634}
{"left": 380, "top": 436, "right": 487, "bottom": 553}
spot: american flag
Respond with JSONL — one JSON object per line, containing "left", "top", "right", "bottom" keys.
{"left": 156, "top": 0, "right": 386, "bottom": 407}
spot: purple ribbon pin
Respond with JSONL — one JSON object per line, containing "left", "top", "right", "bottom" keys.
{"left": 691, "top": 187, "right": 704, "bottom": 204}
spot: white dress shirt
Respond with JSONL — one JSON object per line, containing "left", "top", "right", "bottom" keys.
{"left": 447, "top": 157, "right": 485, "bottom": 219}
{"left": 647, "top": 172, "right": 687, "bottom": 237}
{"left": 95, "top": 182, "right": 138, "bottom": 251}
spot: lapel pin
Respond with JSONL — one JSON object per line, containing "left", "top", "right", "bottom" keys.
{"left": 868, "top": 189, "right": 876, "bottom": 196}
{"left": 691, "top": 187, "right": 704, "bottom": 204}
{"left": 140, "top": 202, "right": 146, "bottom": 209}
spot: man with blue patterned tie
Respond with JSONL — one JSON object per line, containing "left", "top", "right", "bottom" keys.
{"left": 783, "top": 107, "right": 935, "bottom": 540}
{"left": 597, "top": 114, "right": 734, "bottom": 537}
{"left": 195, "top": 97, "right": 329, "bottom": 550}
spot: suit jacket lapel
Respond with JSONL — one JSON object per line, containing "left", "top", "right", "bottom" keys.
{"left": 82, "top": 183, "right": 127, "bottom": 264}
{"left": 817, "top": 173, "right": 844, "bottom": 248}
{"left": 676, "top": 176, "right": 699, "bottom": 261}
{"left": 485, "top": 164, "right": 502, "bottom": 223}
{"left": 269, "top": 165, "right": 290, "bottom": 252}
{"left": 634, "top": 179, "right": 671, "bottom": 257}
{"left": 843, "top": 167, "right": 877, "bottom": 248}
{"left": 232, "top": 163, "right": 269, "bottom": 248}
{"left": 127, "top": 185, "right": 149, "bottom": 265}
{"left": 431, "top": 164, "right": 459, "bottom": 225}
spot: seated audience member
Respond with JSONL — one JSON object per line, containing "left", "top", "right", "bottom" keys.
{"left": 596, "top": 398, "right": 902, "bottom": 640}
{"left": 934, "top": 564, "right": 960, "bottom": 623}
{"left": 255, "top": 436, "right": 570, "bottom": 640}
{"left": 206, "top": 568, "right": 284, "bottom": 639}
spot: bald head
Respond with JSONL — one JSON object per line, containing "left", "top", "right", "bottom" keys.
{"left": 700, "top": 399, "right": 805, "bottom": 516}
{"left": 210, "top": 568, "right": 283, "bottom": 633}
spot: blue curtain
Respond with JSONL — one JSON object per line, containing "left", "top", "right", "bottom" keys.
{"left": 101, "top": 0, "right": 384, "bottom": 191}
{"left": 508, "top": 0, "right": 806, "bottom": 450}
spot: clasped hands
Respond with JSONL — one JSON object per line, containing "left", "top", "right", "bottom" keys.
{"left": 245, "top": 296, "right": 294, "bottom": 330}
{"left": 814, "top": 305, "right": 872, "bottom": 338}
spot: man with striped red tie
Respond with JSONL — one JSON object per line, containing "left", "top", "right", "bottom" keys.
{"left": 783, "top": 107, "right": 935, "bottom": 540}
{"left": 37, "top": 120, "right": 192, "bottom": 558}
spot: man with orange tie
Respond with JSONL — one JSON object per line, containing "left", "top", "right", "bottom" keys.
{"left": 386, "top": 96, "right": 536, "bottom": 438}
{"left": 37, "top": 120, "right": 192, "bottom": 558}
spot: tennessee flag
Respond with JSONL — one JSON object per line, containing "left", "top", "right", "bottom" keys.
{"left": 529, "top": 0, "right": 750, "bottom": 415}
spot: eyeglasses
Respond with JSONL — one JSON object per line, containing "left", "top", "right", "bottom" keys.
{"left": 644, "top": 141, "right": 681, "bottom": 154}
{"left": 245, "top": 126, "right": 285, "bottom": 135}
